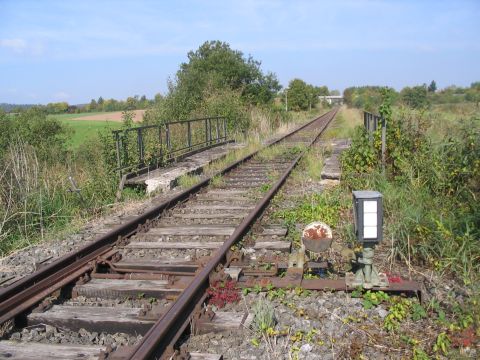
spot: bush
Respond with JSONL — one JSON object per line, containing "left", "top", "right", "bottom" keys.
{"left": 341, "top": 105, "right": 480, "bottom": 282}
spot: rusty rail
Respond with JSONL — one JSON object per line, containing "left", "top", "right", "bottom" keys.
{"left": 0, "top": 109, "right": 337, "bottom": 328}
{"left": 127, "top": 109, "right": 338, "bottom": 359}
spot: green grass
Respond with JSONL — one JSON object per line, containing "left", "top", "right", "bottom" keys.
{"left": 48, "top": 112, "right": 122, "bottom": 148}
{"left": 60, "top": 119, "right": 121, "bottom": 148}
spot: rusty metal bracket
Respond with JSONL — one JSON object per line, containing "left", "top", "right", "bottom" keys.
{"left": 31, "top": 299, "right": 53, "bottom": 313}
{"left": 171, "top": 347, "right": 192, "bottom": 360}
{"left": 242, "top": 263, "right": 278, "bottom": 277}
{"left": 75, "top": 273, "right": 91, "bottom": 285}
{"left": 111, "top": 252, "right": 122, "bottom": 263}
{"left": 191, "top": 306, "right": 215, "bottom": 335}
{"left": 208, "top": 264, "right": 230, "bottom": 284}
{"left": 137, "top": 304, "right": 167, "bottom": 321}
{"left": 226, "top": 249, "right": 244, "bottom": 265}
{"left": 116, "top": 235, "right": 128, "bottom": 247}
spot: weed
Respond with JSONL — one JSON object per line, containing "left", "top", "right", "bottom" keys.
{"left": 294, "top": 286, "right": 311, "bottom": 297}
{"left": 210, "top": 175, "right": 224, "bottom": 187}
{"left": 384, "top": 298, "right": 412, "bottom": 331}
{"left": 433, "top": 332, "right": 450, "bottom": 355}
{"left": 177, "top": 173, "right": 201, "bottom": 189}
{"left": 413, "top": 347, "right": 431, "bottom": 360}
{"left": 207, "top": 280, "right": 240, "bottom": 308}
{"left": 303, "top": 268, "right": 320, "bottom": 279}
{"left": 411, "top": 303, "right": 427, "bottom": 321}
{"left": 266, "top": 287, "right": 287, "bottom": 301}
{"left": 259, "top": 183, "right": 271, "bottom": 193}
{"left": 251, "top": 301, "right": 276, "bottom": 333}
{"left": 361, "top": 290, "right": 389, "bottom": 310}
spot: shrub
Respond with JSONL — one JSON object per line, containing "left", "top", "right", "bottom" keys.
{"left": 341, "top": 106, "right": 480, "bottom": 281}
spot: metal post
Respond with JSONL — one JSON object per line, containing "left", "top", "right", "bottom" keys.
{"left": 114, "top": 131, "right": 122, "bottom": 178}
{"left": 215, "top": 117, "right": 220, "bottom": 142}
{"left": 223, "top": 118, "right": 227, "bottom": 140}
{"left": 122, "top": 132, "right": 128, "bottom": 169}
{"left": 187, "top": 121, "right": 192, "bottom": 149}
{"left": 368, "top": 114, "right": 373, "bottom": 142}
{"left": 381, "top": 117, "right": 386, "bottom": 175}
{"left": 158, "top": 126, "right": 163, "bottom": 166}
{"left": 166, "top": 123, "right": 171, "bottom": 153}
{"left": 137, "top": 128, "right": 144, "bottom": 166}
{"left": 205, "top": 119, "right": 208, "bottom": 145}
{"left": 208, "top": 118, "right": 212, "bottom": 144}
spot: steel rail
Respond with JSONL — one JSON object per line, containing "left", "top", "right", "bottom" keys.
{"left": 0, "top": 109, "right": 336, "bottom": 326}
{"left": 128, "top": 108, "right": 338, "bottom": 359}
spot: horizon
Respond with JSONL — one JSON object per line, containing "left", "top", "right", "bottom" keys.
{"left": 1, "top": 0, "right": 479, "bottom": 104}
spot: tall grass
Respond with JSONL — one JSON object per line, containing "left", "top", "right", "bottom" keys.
{"left": 341, "top": 105, "right": 480, "bottom": 283}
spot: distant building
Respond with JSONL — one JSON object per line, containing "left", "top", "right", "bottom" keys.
{"left": 319, "top": 95, "right": 343, "bottom": 105}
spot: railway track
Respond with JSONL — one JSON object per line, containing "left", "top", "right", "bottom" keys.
{"left": 0, "top": 109, "right": 340, "bottom": 359}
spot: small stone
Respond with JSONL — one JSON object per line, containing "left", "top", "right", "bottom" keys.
{"left": 11, "top": 332, "right": 21, "bottom": 340}
{"left": 45, "top": 325, "right": 56, "bottom": 335}
{"left": 300, "top": 343, "right": 313, "bottom": 353}
{"left": 377, "top": 308, "right": 388, "bottom": 319}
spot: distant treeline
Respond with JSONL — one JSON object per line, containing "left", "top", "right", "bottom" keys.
{"left": 0, "top": 103, "right": 37, "bottom": 113}
{"left": 0, "top": 94, "right": 159, "bottom": 115}
{"left": 343, "top": 81, "right": 480, "bottom": 111}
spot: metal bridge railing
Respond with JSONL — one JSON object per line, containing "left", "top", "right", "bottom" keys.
{"left": 112, "top": 116, "right": 229, "bottom": 178}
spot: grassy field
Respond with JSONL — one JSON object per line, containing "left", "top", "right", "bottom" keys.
{"left": 48, "top": 112, "right": 107, "bottom": 120}
{"left": 49, "top": 112, "right": 122, "bottom": 148}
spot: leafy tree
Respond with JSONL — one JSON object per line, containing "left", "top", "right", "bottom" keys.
{"left": 401, "top": 85, "right": 429, "bottom": 109}
{"left": 150, "top": 41, "right": 281, "bottom": 124}
{"left": 287, "top": 79, "right": 310, "bottom": 111}
{"left": 154, "top": 93, "right": 163, "bottom": 103}
{"left": 89, "top": 99, "right": 97, "bottom": 111}
{"left": 342, "top": 86, "right": 393, "bottom": 112}
{"left": 316, "top": 86, "right": 329, "bottom": 96}
{"left": 0, "top": 107, "right": 67, "bottom": 162}
{"left": 428, "top": 80, "right": 437, "bottom": 93}
{"left": 174, "top": 41, "right": 280, "bottom": 111}
{"left": 126, "top": 97, "right": 137, "bottom": 110}
{"left": 466, "top": 82, "right": 480, "bottom": 107}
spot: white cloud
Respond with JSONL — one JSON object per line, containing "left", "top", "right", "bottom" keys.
{"left": 0, "top": 38, "right": 27, "bottom": 53}
{"left": 0, "top": 38, "right": 45, "bottom": 56}
{"left": 53, "top": 91, "right": 70, "bottom": 100}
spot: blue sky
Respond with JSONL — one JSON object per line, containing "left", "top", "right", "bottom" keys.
{"left": 1, "top": 0, "right": 479, "bottom": 104}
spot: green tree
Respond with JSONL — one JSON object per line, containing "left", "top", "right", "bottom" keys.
{"left": 287, "top": 79, "right": 310, "bottom": 111}
{"left": 0, "top": 107, "right": 67, "bottom": 162}
{"left": 151, "top": 41, "right": 281, "bottom": 123}
{"left": 428, "top": 80, "right": 437, "bottom": 93}
{"left": 89, "top": 99, "right": 97, "bottom": 111}
{"left": 174, "top": 41, "right": 280, "bottom": 111}
{"left": 401, "top": 85, "right": 429, "bottom": 109}
{"left": 97, "top": 96, "right": 104, "bottom": 111}
{"left": 316, "top": 86, "right": 329, "bottom": 96}
{"left": 466, "top": 82, "right": 480, "bottom": 107}
{"left": 125, "top": 97, "right": 137, "bottom": 110}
